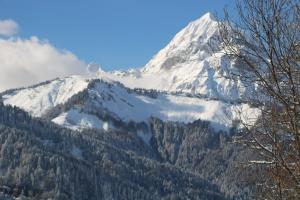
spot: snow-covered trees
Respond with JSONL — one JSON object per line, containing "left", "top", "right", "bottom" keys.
{"left": 0, "top": 103, "right": 234, "bottom": 199}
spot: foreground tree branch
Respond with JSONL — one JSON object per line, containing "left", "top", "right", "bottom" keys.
{"left": 218, "top": 0, "right": 300, "bottom": 199}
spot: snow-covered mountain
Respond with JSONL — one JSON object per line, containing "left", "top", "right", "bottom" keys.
{"left": 0, "top": 12, "right": 263, "bottom": 199}
{"left": 103, "top": 12, "right": 251, "bottom": 102}
{"left": 1, "top": 13, "right": 258, "bottom": 140}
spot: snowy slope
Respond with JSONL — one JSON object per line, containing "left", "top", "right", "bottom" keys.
{"left": 2, "top": 76, "right": 258, "bottom": 133}
{"left": 2, "top": 76, "right": 89, "bottom": 116}
{"left": 102, "top": 12, "right": 250, "bottom": 101}
{"left": 51, "top": 108, "right": 106, "bottom": 131}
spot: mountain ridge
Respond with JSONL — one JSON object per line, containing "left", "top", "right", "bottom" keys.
{"left": 2, "top": 76, "right": 258, "bottom": 138}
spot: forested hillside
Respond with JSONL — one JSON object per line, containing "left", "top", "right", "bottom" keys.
{"left": 0, "top": 103, "right": 255, "bottom": 199}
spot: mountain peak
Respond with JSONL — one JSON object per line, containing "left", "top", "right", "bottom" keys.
{"left": 108, "top": 12, "right": 249, "bottom": 102}
{"left": 198, "top": 12, "right": 216, "bottom": 22}
{"left": 141, "top": 12, "right": 219, "bottom": 73}
{"left": 188, "top": 12, "right": 217, "bottom": 28}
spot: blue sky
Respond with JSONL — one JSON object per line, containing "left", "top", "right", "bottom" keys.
{"left": 0, "top": 0, "right": 235, "bottom": 70}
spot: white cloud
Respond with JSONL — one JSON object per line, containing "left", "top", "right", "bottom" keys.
{"left": 0, "top": 36, "right": 86, "bottom": 92}
{"left": 0, "top": 19, "right": 19, "bottom": 37}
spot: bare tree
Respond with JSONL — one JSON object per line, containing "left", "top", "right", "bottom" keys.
{"left": 218, "top": 0, "right": 300, "bottom": 199}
